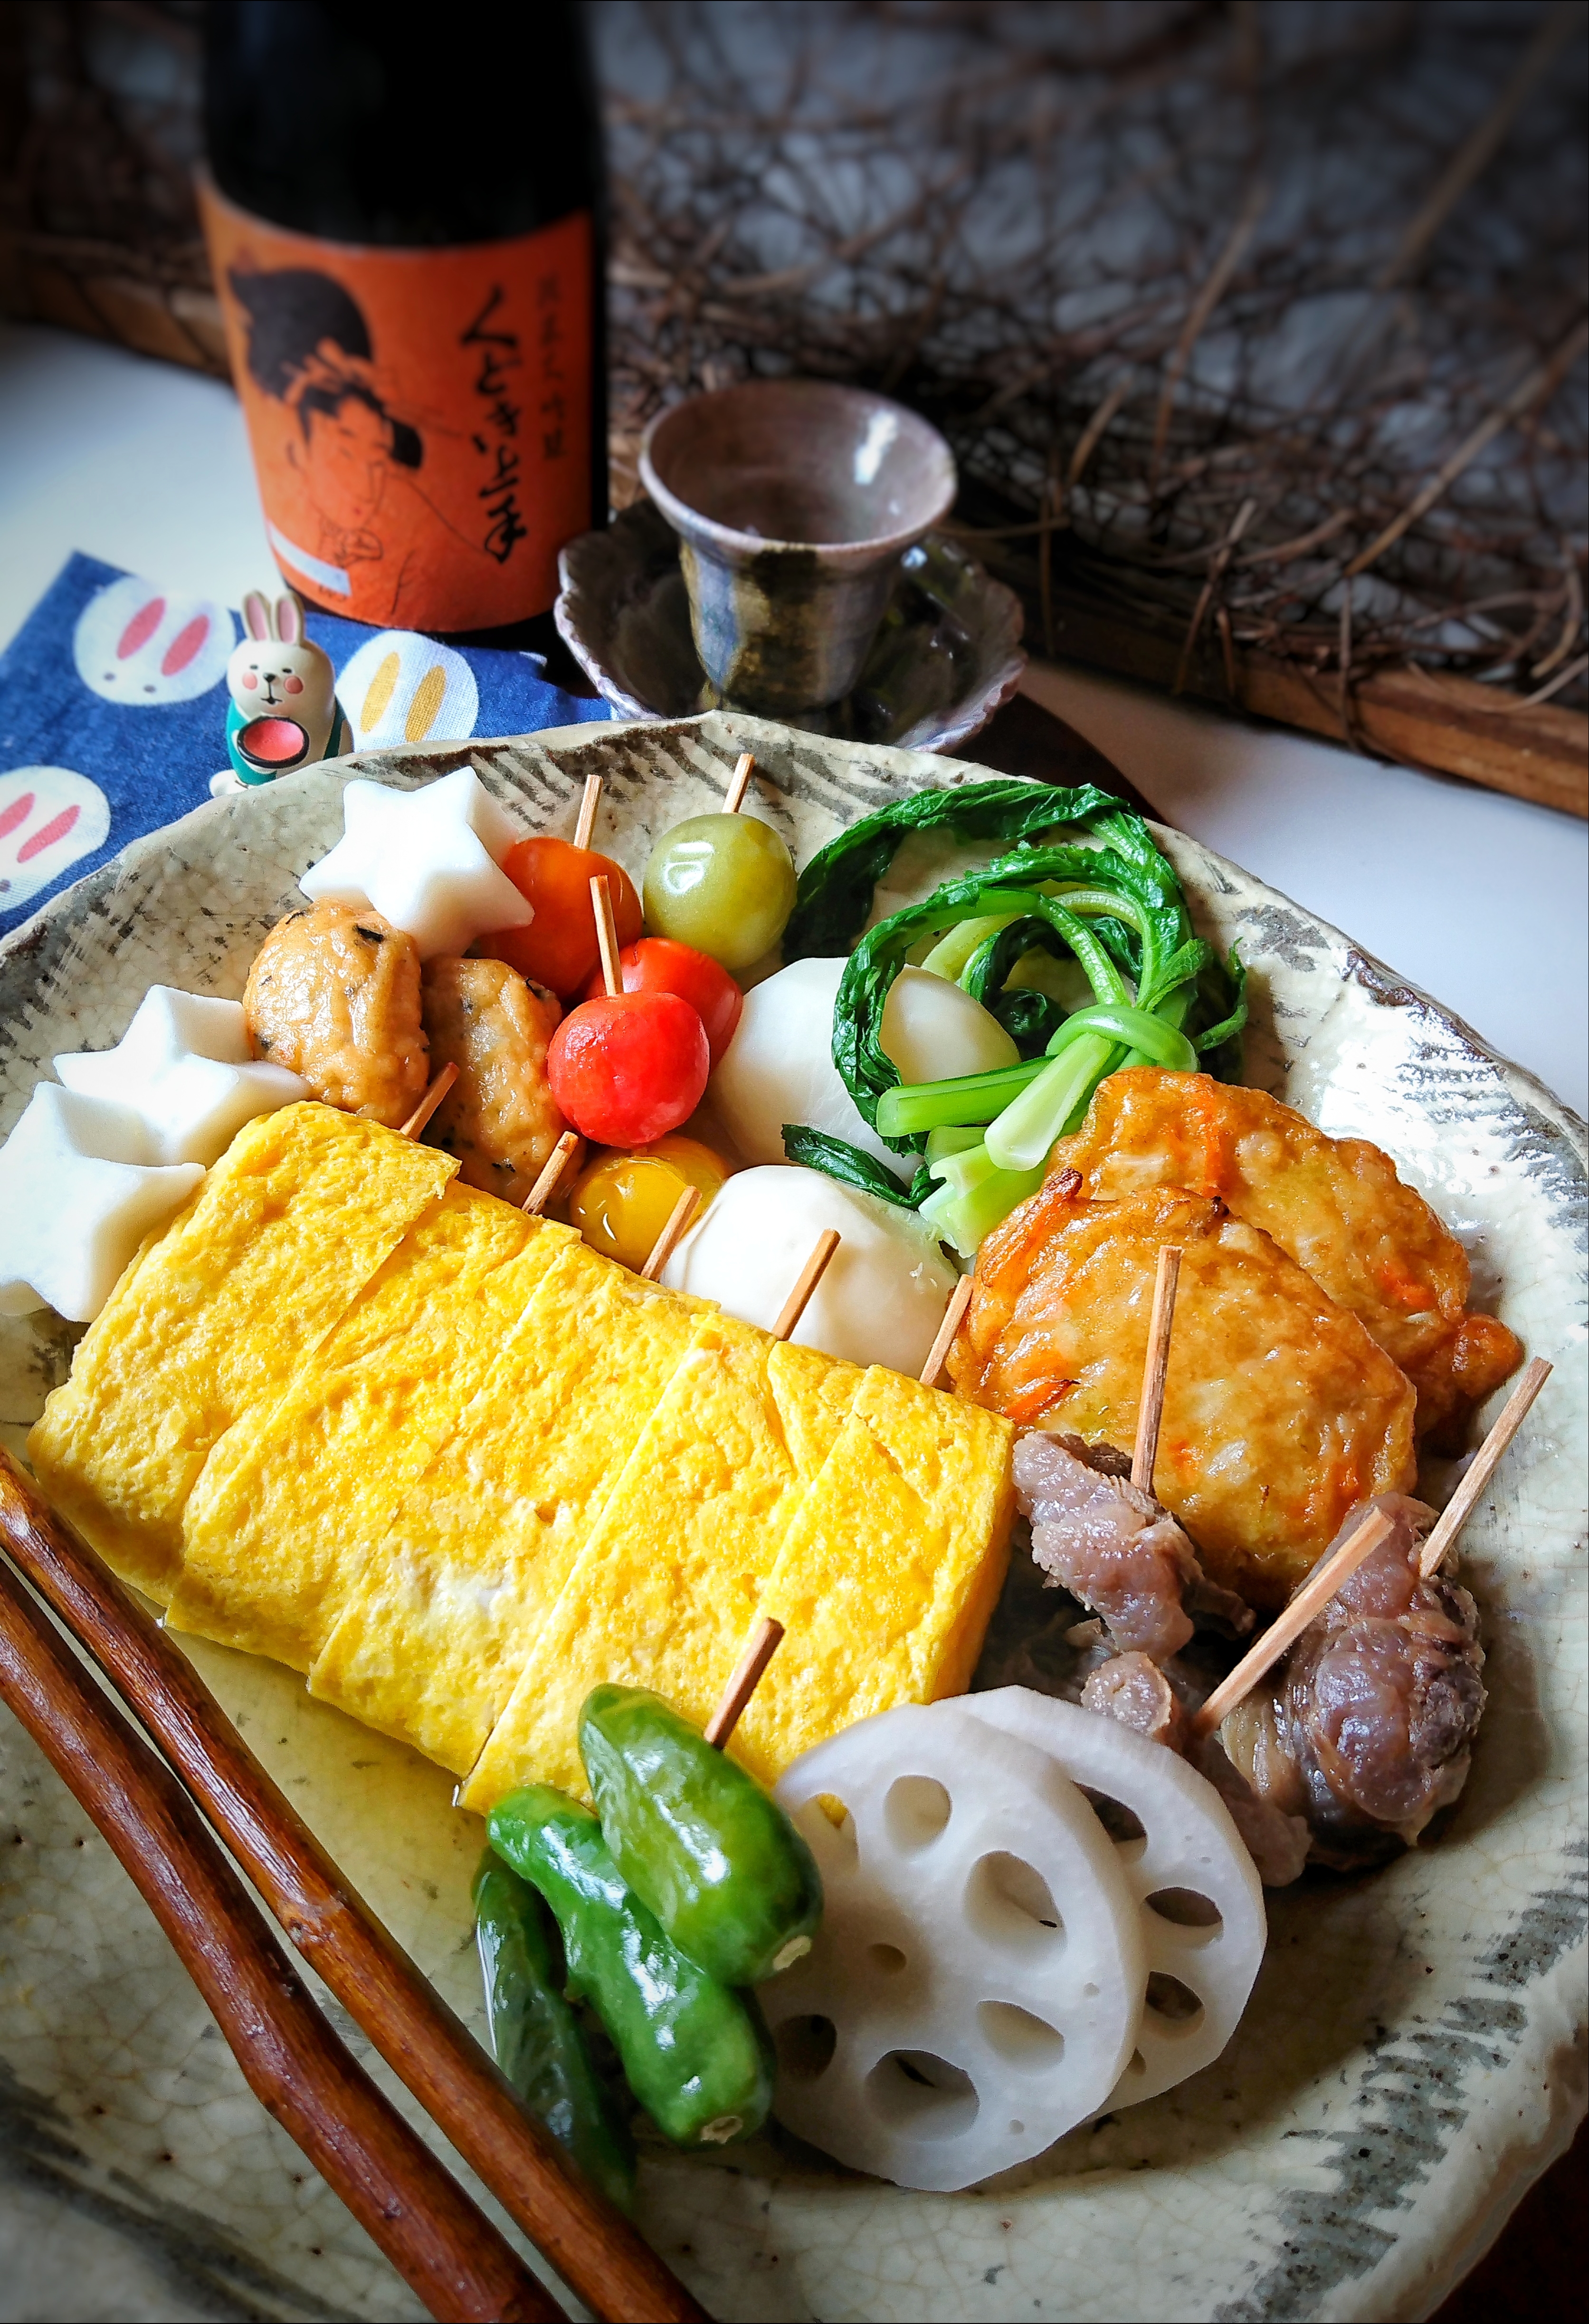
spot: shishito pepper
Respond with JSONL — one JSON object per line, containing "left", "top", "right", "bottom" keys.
{"left": 487, "top": 1785, "right": 774, "bottom": 2150}
{"left": 472, "top": 1850, "right": 637, "bottom": 2214}
{"left": 579, "top": 1683, "right": 823, "bottom": 1987}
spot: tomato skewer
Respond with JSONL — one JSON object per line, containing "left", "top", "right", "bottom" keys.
{"left": 581, "top": 937, "right": 742, "bottom": 1063}
{"left": 547, "top": 879, "right": 711, "bottom": 1147}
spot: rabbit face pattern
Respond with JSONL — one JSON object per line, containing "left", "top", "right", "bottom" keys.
{"left": 0, "top": 768, "right": 111, "bottom": 911}
{"left": 73, "top": 577, "right": 235, "bottom": 707}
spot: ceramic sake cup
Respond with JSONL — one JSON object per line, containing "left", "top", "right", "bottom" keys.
{"left": 639, "top": 381, "right": 958, "bottom": 714}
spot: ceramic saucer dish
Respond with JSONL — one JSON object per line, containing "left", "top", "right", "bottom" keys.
{"left": 0, "top": 710, "right": 1583, "bottom": 2324}
{"left": 554, "top": 502, "right": 1027, "bottom": 752}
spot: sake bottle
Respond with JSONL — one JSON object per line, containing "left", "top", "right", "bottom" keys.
{"left": 201, "top": 0, "right": 606, "bottom": 637}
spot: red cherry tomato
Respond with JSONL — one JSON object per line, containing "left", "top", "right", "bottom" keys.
{"left": 477, "top": 836, "right": 642, "bottom": 997}
{"left": 581, "top": 936, "right": 743, "bottom": 1063}
{"left": 546, "top": 991, "right": 710, "bottom": 1147}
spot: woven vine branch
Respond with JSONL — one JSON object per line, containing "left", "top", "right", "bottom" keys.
{"left": 601, "top": 0, "right": 1588, "bottom": 709}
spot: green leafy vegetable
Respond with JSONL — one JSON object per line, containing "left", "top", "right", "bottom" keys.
{"left": 1190, "top": 945, "right": 1246, "bottom": 1063}
{"left": 924, "top": 1125, "right": 984, "bottom": 1161}
{"left": 920, "top": 911, "right": 1025, "bottom": 984}
{"left": 990, "top": 987, "right": 1064, "bottom": 1055}
{"left": 791, "top": 777, "right": 1246, "bottom": 1254}
{"left": 835, "top": 843, "right": 1207, "bottom": 1149}
{"left": 1046, "top": 1003, "right": 1199, "bottom": 1071}
{"left": 780, "top": 1125, "right": 933, "bottom": 1209}
{"left": 961, "top": 918, "right": 1073, "bottom": 1055}
{"left": 960, "top": 917, "right": 1069, "bottom": 1005}
{"left": 983, "top": 1033, "right": 1123, "bottom": 1171}
{"left": 783, "top": 779, "right": 1130, "bottom": 961}
{"left": 919, "top": 1140, "right": 1046, "bottom": 1259}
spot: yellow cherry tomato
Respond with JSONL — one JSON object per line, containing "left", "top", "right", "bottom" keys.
{"left": 568, "top": 1136, "right": 730, "bottom": 1272}
{"left": 632, "top": 1135, "right": 731, "bottom": 1205}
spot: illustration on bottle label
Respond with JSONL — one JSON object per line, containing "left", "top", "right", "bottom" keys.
{"left": 200, "top": 174, "right": 593, "bottom": 631}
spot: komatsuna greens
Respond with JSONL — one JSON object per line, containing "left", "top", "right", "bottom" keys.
{"left": 780, "top": 782, "right": 1245, "bottom": 1255}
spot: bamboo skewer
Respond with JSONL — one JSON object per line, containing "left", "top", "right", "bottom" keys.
{"left": 1418, "top": 1357, "right": 1552, "bottom": 1578}
{"left": 1132, "top": 1243, "right": 1182, "bottom": 1493}
{"left": 0, "top": 1536, "right": 564, "bottom": 2324}
{"left": 523, "top": 1131, "right": 580, "bottom": 1217}
{"left": 704, "top": 1616, "right": 787, "bottom": 1749}
{"left": 591, "top": 875, "right": 622, "bottom": 997}
{"left": 722, "top": 752, "right": 756, "bottom": 813}
{"left": 920, "top": 1275, "right": 974, "bottom": 1387}
{"left": 0, "top": 1455, "right": 708, "bottom": 2324}
{"left": 639, "top": 1184, "right": 700, "bottom": 1281}
{"left": 400, "top": 1061, "right": 458, "bottom": 1141}
{"left": 1189, "top": 1508, "right": 1395, "bottom": 1741}
{"left": 772, "top": 1229, "right": 841, "bottom": 1342}
{"left": 573, "top": 771, "right": 603, "bottom": 852}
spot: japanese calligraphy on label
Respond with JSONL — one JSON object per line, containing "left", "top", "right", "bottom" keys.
{"left": 200, "top": 176, "right": 593, "bottom": 631}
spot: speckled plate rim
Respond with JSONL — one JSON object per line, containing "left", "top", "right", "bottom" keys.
{"left": 0, "top": 709, "right": 1583, "bottom": 2324}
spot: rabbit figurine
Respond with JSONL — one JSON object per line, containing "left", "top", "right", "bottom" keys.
{"left": 219, "top": 590, "right": 351, "bottom": 790}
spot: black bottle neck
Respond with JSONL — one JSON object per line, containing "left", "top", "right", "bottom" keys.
{"left": 204, "top": 0, "right": 601, "bottom": 247}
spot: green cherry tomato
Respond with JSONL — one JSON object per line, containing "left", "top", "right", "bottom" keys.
{"left": 643, "top": 814, "right": 797, "bottom": 974}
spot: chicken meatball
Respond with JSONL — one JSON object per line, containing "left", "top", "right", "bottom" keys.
{"left": 419, "top": 956, "right": 580, "bottom": 1205}
{"left": 244, "top": 900, "right": 429, "bottom": 1129}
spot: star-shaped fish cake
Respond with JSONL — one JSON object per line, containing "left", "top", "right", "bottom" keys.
{"left": 300, "top": 766, "right": 533, "bottom": 958}
{"left": 55, "top": 986, "right": 308, "bottom": 1166}
{"left": 0, "top": 1083, "right": 203, "bottom": 1322}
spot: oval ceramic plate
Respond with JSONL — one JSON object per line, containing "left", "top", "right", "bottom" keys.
{"left": 0, "top": 713, "right": 1583, "bottom": 2324}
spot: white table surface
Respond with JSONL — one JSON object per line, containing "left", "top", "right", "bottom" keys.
{"left": 2, "top": 320, "right": 1584, "bottom": 1119}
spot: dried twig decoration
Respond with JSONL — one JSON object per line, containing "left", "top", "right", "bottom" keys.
{"left": 600, "top": 0, "right": 1587, "bottom": 741}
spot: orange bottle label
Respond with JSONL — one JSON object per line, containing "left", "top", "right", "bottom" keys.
{"left": 199, "top": 172, "right": 593, "bottom": 631}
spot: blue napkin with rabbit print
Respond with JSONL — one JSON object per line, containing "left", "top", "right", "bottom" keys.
{"left": 0, "top": 550, "right": 609, "bottom": 941}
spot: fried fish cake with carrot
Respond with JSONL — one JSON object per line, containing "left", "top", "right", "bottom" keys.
{"left": 948, "top": 1179, "right": 1417, "bottom": 1609}
{"left": 1049, "top": 1070, "right": 1521, "bottom": 1445}
{"left": 244, "top": 899, "right": 429, "bottom": 1129}
{"left": 419, "top": 956, "right": 580, "bottom": 1206}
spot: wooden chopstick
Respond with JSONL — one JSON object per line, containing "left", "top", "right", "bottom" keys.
{"left": 0, "top": 1544, "right": 562, "bottom": 2324}
{"left": 0, "top": 1454, "right": 709, "bottom": 2324}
